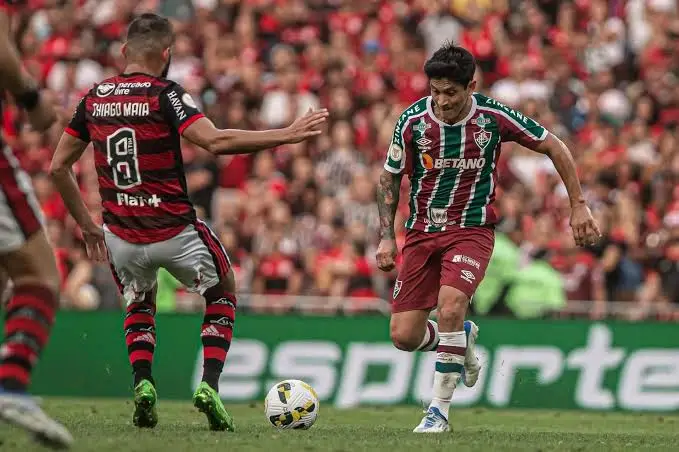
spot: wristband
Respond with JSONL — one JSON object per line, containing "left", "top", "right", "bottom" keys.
{"left": 15, "top": 89, "right": 40, "bottom": 111}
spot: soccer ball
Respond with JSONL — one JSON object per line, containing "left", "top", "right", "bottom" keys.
{"left": 264, "top": 379, "right": 319, "bottom": 430}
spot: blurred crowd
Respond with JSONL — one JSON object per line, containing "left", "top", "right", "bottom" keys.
{"left": 3, "top": 0, "right": 679, "bottom": 320}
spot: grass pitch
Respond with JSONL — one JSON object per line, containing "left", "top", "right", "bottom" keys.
{"left": 1, "top": 398, "right": 678, "bottom": 451}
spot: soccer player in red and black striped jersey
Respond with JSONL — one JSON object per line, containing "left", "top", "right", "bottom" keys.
{"left": 0, "top": 1, "right": 73, "bottom": 448}
{"left": 49, "top": 13, "right": 327, "bottom": 432}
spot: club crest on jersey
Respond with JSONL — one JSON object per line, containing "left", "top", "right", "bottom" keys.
{"left": 413, "top": 118, "right": 431, "bottom": 136}
{"left": 473, "top": 129, "right": 493, "bottom": 151}
{"left": 96, "top": 83, "right": 116, "bottom": 97}
{"left": 393, "top": 280, "right": 402, "bottom": 299}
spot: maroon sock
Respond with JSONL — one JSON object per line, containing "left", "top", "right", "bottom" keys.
{"left": 201, "top": 286, "right": 236, "bottom": 391}
{"left": 124, "top": 298, "right": 156, "bottom": 386}
{"left": 0, "top": 284, "right": 57, "bottom": 392}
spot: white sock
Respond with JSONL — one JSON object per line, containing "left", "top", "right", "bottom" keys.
{"left": 429, "top": 331, "right": 466, "bottom": 420}
{"left": 417, "top": 319, "right": 439, "bottom": 352}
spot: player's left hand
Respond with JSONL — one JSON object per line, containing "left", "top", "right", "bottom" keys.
{"left": 82, "top": 223, "right": 107, "bottom": 262}
{"left": 570, "top": 203, "right": 601, "bottom": 247}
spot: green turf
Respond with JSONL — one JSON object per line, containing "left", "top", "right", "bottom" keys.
{"left": 1, "top": 398, "right": 678, "bottom": 451}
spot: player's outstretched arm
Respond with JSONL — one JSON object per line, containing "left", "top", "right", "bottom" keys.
{"left": 0, "top": 10, "right": 56, "bottom": 131}
{"left": 181, "top": 109, "right": 329, "bottom": 155}
{"left": 49, "top": 133, "right": 107, "bottom": 261}
{"left": 375, "top": 169, "right": 403, "bottom": 272}
{"left": 0, "top": 10, "right": 34, "bottom": 96}
{"left": 533, "top": 133, "right": 602, "bottom": 247}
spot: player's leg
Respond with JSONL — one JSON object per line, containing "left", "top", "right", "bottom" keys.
{"left": 389, "top": 230, "right": 441, "bottom": 353}
{"left": 122, "top": 287, "right": 157, "bottom": 387}
{"left": 414, "top": 284, "right": 468, "bottom": 433}
{"left": 159, "top": 220, "right": 236, "bottom": 431}
{"left": 390, "top": 310, "right": 438, "bottom": 351}
{"left": 192, "top": 272, "right": 237, "bottom": 432}
{"left": 199, "top": 274, "right": 236, "bottom": 392}
{"left": 441, "top": 227, "right": 494, "bottom": 388}
{"left": 416, "top": 226, "right": 494, "bottom": 433}
{"left": 125, "top": 288, "right": 159, "bottom": 429}
{"left": 0, "top": 229, "right": 73, "bottom": 448}
{"left": 104, "top": 228, "right": 159, "bottom": 428}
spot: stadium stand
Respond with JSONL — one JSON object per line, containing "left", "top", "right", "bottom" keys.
{"left": 2, "top": 0, "right": 678, "bottom": 321}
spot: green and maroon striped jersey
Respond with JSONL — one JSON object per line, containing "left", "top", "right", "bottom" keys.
{"left": 384, "top": 93, "right": 548, "bottom": 232}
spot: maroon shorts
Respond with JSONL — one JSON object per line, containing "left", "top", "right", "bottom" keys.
{"left": 391, "top": 226, "right": 495, "bottom": 313}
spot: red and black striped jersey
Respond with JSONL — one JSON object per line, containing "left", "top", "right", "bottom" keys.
{"left": 65, "top": 73, "right": 205, "bottom": 244}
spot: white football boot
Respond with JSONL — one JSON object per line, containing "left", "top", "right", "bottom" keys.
{"left": 461, "top": 320, "right": 481, "bottom": 387}
{"left": 413, "top": 407, "right": 450, "bottom": 433}
{"left": 0, "top": 390, "right": 73, "bottom": 449}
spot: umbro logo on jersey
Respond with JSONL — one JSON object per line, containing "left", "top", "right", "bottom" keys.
{"left": 96, "top": 83, "right": 116, "bottom": 97}
{"left": 201, "top": 325, "right": 224, "bottom": 338}
{"left": 416, "top": 137, "right": 432, "bottom": 152}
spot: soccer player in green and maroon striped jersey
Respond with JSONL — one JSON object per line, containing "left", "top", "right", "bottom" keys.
{"left": 375, "top": 43, "right": 602, "bottom": 433}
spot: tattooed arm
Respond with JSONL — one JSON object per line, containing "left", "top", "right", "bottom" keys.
{"left": 377, "top": 170, "right": 403, "bottom": 240}
{"left": 377, "top": 109, "right": 409, "bottom": 272}
{"left": 375, "top": 169, "right": 403, "bottom": 271}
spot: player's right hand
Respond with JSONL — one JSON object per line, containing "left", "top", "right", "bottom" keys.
{"left": 285, "top": 108, "right": 329, "bottom": 143}
{"left": 82, "top": 223, "right": 107, "bottom": 263}
{"left": 375, "top": 239, "right": 398, "bottom": 272}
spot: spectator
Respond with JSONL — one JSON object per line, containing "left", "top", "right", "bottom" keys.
{"left": 3, "top": 0, "right": 678, "bottom": 321}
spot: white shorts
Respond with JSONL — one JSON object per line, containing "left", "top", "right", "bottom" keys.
{"left": 104, "top": 220, "right": 231, "bottom": 305}
{"left": 0, "top": 146, "right": 44, "bottom": 255}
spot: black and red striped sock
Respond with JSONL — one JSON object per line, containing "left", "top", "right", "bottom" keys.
{"left": 0, "top": 284, "right": 57, "bottom": 392}
{"left": 124, "top": 299, "right": 156, "bottom": 387}
{"left": 201, "top": 286, "right": 236, "bottom": 391}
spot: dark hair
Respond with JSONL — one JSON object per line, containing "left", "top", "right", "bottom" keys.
{"left": 125, "top": 13, "right": 174, "bottom": 56}
{"left": 423, "top": 42, "right": 476, "bottom": 87}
